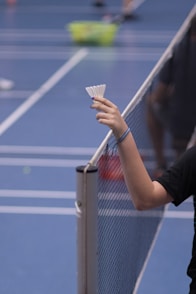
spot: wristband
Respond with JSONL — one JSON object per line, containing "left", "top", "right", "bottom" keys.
{"left": 117, "top": 128, "right": 130, "bottom": 144}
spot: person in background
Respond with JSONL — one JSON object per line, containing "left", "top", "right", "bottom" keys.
{"left": 93, "top": 0, "right": 135, "bottom": 21}
{"left": 146, "top": 14, "right": 196, "bottom": 177}
{"left": 91, "top": 95, "right": 196, "bottom": 294}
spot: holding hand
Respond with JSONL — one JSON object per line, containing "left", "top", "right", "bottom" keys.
{"left": 91, "top": 96, "right": 128, "bottom": 140}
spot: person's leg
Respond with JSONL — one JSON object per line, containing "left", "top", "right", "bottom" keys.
{"left": 146, "top": 95, "right": 167, "bottom": 176}
{"left": 122, "top": 0, "right": 134, "bottom": 19}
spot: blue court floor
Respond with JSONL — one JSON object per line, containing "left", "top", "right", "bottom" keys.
{"left": 0, "top": 0, "right": 195, "bottom": 293}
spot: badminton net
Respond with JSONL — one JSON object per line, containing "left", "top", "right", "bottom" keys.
{"left": 76, "top": 5, "right": 196, "bottom": 294}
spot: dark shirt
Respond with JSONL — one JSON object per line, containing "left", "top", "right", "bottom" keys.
{"left": 157, "top": 146, "right": 196, "bottom": 291}
{"left": 157, "top": 146, "right": 196, "bottom": 205}
{"left": 159, "top": 34, "right": 196, "bottom": 139}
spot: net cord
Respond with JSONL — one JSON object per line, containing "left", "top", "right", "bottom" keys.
{"left": 87, "top": 3, "right": 196, "bottom": 168}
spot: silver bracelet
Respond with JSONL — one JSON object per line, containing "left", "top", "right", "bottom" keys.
{"left": 117, "top": 128, "right": 130, "bottom": 144}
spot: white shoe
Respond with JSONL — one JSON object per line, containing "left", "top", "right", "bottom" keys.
{"left": 0, "top": 78, "right": 14, "bottom": 90}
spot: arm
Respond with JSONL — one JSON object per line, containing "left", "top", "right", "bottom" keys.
{"left": 91, "top": 96, "right": 173, "bottom": 210}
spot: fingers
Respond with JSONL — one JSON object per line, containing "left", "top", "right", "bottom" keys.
{"left": 91, "top": 96, "right": 128, "bottom": 138}
{"left": 91, "top": 96, "right": 117, "bottom": 110}
{"left": 91, "top": 97, "right": 124, "bottom": 132}
{"left": 91, "top": 97, "right": 119, "bottom": 120}
{"left": 91, "top": 97, "right": 119, "bottom": 123}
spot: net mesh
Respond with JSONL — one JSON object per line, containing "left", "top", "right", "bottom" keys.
{"left": 96, "top": 88, "right": 165, "bottom": 294}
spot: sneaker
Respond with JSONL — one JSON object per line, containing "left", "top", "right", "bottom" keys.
{"left": 0, "top": 78, "right": 14, "bottom": 90}
{"left": 123, "top": 13, "right": 136, "bottom": 21}
{"left": 93, "top": 1, "right": 105, "bottom": 7}
{"left": 102, "top": 13, "right": 124, "bottom": 24}
{"left": 109, "top": 13, "right": 137, "bottom": 24}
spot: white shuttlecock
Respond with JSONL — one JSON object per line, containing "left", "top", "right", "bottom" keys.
{"left": 85, "top": 84, "right": 106, "bottom": 98}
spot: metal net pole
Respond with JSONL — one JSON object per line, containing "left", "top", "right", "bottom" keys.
{"left": 76, "top": 164, "right": 98, "bottom": 294}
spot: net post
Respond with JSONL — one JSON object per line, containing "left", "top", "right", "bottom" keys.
{"left": 76, "top": 164, "right": 98, "bottom": 294}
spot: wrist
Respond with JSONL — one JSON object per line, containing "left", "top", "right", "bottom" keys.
{"left": 116, "top": 127, "right": 130, "bottom": 144}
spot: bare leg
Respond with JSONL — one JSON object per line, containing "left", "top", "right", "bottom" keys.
{"left": 146, "top": 95, "right": 167, "bottom": 173}
{"left": 122, "top": 0, "right": 134, "bottom": 18}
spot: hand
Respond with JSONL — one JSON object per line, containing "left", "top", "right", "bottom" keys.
{"left": 91, "top": 96, "right": 128, "bottom": 139}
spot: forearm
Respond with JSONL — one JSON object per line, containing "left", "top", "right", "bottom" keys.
{"left": 117, "top": 131, "right": 155, "bottom": 209}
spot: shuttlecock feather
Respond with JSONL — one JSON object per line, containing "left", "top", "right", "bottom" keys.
{"left": 85, "top": 84, "right": 106, "bottom": 98}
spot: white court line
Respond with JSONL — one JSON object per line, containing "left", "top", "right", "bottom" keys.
{"left": 164, "top": 210, "right": 194, "bottom": 219}
{"left": 0, "top": 50, "right": 164, "bottom": 61}
{"left": 0, "top": 206, "right": 76, "bottom": 215}
{"left": 0, "top": 157, "right": 155, "bottom": 168}
{"left": 99, "top": 209, "right": 194, "bottom": 219}
{"left": 0, "top": 206, "right": 192, "bottom": 217}
{"left": 0, "top": 90, "right": 33, "bottom": 99}
{"left": 0, "top": 189, "right": 75, "bottom": 199}
{"left": 0, "top": 145, "right": 172, "bottom": 157}
{"left": 0, "top": 145, "right": 96, "bottom": 155}
{"left": 0, "top": 46, "right": 166, "bottom": 61}
{"left": 0, "top": 48, "right": 89, "bottom": 136}
{"left": 0, "top": 30, "right": 174, "bottom": 44}
{"left": 0, "top": 28, "right": 174, "bottom": 35}
{"left": 0, "top": 157, "right": 87, "bottom": 167}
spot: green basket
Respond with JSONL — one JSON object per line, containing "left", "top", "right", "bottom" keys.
{"left": 67, "top": 21, "right": 119, "bottom": 46}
